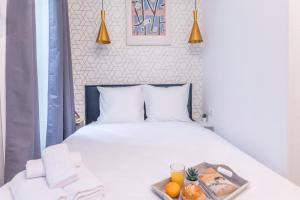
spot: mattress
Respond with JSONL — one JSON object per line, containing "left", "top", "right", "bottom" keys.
{"left": 1, "top": 121, "right": 300, "bottom": 199}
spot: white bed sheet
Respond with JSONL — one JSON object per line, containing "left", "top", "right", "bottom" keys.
{"left": 1, "top": 121, "right": 300, "bottom": 199}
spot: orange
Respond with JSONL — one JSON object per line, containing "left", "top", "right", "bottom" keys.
{"left": 165, "top": 182, "right": 181, "bottom": 198}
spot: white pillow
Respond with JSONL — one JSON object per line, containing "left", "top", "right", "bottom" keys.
{"left": 143, "top": 84, "right": 191, "bottom": 122}
{"left": 97, "top": 86, "right": 144, "bottom": 123}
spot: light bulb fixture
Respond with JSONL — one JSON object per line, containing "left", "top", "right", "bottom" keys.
{"left": 96, "top": 0, "right": 111, "bottom": 44}
{"left": 189, "top": 0, "right": 203, "bottom": 44}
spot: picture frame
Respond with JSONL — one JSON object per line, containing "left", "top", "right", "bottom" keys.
{"left": 126, "top": 0, "right": 171, "bottom": 46}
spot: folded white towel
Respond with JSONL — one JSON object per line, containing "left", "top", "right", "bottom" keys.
{"left": 10, "top": 171, "right": 68, "bottom": 200}
{"left": 70, "top": 152, "right": 83, "bottom": 168}
{"left": 26, "top": 152, "right": 82, "bottom": 179}
{"left": 42, "top": 144, "right": 78, "bottom": 188}
{"left": 25, "top": 159, "right": 45, "bottom": 179}
{"left": 64, "top": 165, "right": 105, "bottom": 200}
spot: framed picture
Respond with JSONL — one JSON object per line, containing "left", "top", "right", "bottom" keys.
{"left": 126, "top": 0, "right": 171, "bottom": 46}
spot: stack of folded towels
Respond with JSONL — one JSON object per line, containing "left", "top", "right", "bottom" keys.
{"left": 9, "top": 144, "right": 105, "bottom": 200}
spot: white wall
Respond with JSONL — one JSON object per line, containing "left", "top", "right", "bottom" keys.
{"left": 202, "top": 0, "right": 289, "bottom": 176}
{"left": 288, "top": 0, "right": 300, "bottom": 185}
{"left": 68, "top": 0, "right": 204, "bottom": 121}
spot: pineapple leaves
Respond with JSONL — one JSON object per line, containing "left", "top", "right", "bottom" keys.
{"left": 186, "top": 167, "right": 199, "bottom": 181}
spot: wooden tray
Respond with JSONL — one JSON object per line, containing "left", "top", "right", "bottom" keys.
{"left": 151, "top": 163, "right": 249, "bottom": 200}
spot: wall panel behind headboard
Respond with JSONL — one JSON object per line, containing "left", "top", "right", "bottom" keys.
{"left": 68, "top": 0, "right": 204, "bottom": 121}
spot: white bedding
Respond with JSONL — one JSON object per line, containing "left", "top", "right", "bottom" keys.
{"left": 1, "top": 121, "right": 300, "bottom": 199}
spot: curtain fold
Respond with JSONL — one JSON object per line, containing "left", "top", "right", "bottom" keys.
{"left": 0, "top": 0, "right": 7, "bottom": 186}
{"left": 5, "top": 0, "right": 41, "bottom": 182}
{"left": 0, "top": 96, "right": 4, "bottom": 186}
{"left": 46, "top": 0, "right": 75, "bottom": 146}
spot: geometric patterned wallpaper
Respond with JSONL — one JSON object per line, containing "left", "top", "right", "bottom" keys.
{"left": 68, "top": 0, "right": 204, "bottom": 121}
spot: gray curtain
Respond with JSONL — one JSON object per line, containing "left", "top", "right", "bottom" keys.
{"left": 46, "top": 0, "right": 75, "bottom": 146}
{"left": 5, "top": 0, "right": 41, "bottom": 182}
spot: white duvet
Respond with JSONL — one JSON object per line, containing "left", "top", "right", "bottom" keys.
{"left": 1, "top": 121, "right": 300, "bottom": 199}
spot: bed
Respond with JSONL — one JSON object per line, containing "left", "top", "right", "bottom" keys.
{"left": 1, "top": 84, "right": 300, "bottom": 200}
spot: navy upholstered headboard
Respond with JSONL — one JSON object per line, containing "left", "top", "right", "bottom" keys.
{"left": 85, "top": 84, "right": 193, "bottom": 124}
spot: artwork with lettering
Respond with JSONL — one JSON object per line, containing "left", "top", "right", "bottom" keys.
{"left": 126, "top": 0, "right": 171, "bottom": 45}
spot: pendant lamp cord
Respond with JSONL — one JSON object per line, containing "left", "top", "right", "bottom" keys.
{"left": 195, "top": 0, "right": 197, "bottom": 10}
{"left": 102, "top": 0, "right": 104, "bottom": 10}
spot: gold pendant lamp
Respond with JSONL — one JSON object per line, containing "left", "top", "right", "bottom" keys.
{"left": 189, "top": 0, "right": 203, "bottom": 44}
{"left": 96, "top": 0, "right": 111, "bottom": 44}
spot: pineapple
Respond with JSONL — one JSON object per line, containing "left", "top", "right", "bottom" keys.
{"left": 186, "top": 168, "right": 199, "bottom": 182}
